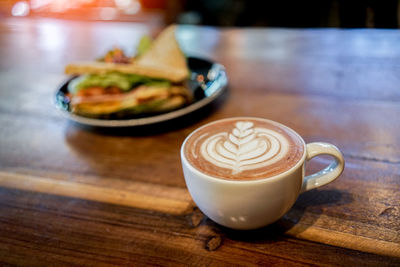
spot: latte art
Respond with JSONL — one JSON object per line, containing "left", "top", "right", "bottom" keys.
{"left": 200, "top": 121, "right": 289, "bottom": 174}
{"left": 183, "top": 118, "right": 305, "bottom": 180}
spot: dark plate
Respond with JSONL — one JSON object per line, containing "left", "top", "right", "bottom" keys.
{"left": 55, "top": 57, "right": 227, "bottom": 127}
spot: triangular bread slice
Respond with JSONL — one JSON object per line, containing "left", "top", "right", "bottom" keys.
{"left": 65, "top": 25, "right": 189, "bottom": 83}
{"left": 134, "top": 25, "right": 188, "bottom": 81}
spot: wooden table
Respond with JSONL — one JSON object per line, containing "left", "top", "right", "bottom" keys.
{"left": 1, "top": 18, "right": 399, "bottom": 265}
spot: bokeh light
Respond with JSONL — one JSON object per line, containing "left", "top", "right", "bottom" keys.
{"left": 11, "top": 1, "right": 30, "bottom": 17}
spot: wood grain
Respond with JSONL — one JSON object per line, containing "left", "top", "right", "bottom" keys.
{"left": 1, "top": 18, "right": 400, "bottom": 265}
{"left": 1, "top": 158, "right": 399, "bottom": 258}
{"left": 0, "top": 171, "right": 194, "bottom": 215}
{"left": 1, "top": 188, "right": 399, "bottom": 266}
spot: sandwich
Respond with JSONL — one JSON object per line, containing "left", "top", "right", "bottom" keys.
{"left": 64, "top": 25, "right": 192, "bottom": 118}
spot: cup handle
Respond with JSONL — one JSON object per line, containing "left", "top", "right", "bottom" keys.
{"left": 300, "top": 142, "right": 345, "bottom": 193}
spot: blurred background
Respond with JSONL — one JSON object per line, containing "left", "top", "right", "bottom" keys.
{"left": 0, "top": 0, "right": 399, "bottom": 28}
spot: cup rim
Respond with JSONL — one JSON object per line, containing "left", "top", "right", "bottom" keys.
{"left": 180, "top": 117, "right": 307, "bottom": 184}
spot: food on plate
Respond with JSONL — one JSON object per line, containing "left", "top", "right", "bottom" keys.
{"left": 64, "top": 25, "right": 192, "bottom": 118}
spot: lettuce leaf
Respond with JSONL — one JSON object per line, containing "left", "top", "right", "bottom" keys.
{"left": 68, "top": 72, "right": 170, "bottom": 94}
{"left": 136, "top": 35, "right": 153, "bottom": 57}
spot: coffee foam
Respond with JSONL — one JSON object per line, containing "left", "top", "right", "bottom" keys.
{"left": 184, "top": 118, "right": 305, "bottom": 180}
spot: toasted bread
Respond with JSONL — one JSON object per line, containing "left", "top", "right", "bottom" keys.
{"left": 65, "top": 25, "right": 189, "bottom": 83}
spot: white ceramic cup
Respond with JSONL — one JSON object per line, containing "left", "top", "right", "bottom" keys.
{"left": 180, "top": 118, "right": 345, "bottom": 230}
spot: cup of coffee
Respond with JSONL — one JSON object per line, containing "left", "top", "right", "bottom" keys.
{"left": 181, "top": 117, "right": 344, "bottom": 230}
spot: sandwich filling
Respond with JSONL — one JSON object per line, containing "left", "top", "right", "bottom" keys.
{"left": 66, "top": 72, "right": 191, "bottom": 116}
